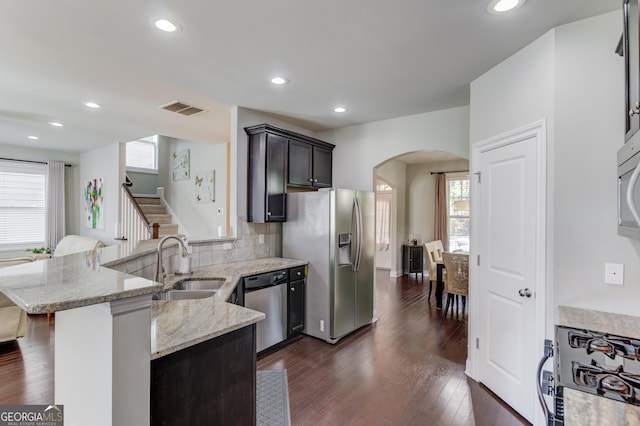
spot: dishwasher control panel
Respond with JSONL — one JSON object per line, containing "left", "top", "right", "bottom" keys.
{"left": 243, "top": 269, "right": 289, "bottom": 292}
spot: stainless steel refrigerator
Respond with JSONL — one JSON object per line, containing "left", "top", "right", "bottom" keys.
{"left": 282, "top": 188, "right": 375, "bottom": 343}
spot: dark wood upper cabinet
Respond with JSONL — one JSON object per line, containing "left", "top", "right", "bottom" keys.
{"left": 312, "top": 145, "right": 332, "bottom": 188}
{"left": 246, "top": 124, "right": 335, "bottom": 222}
{"left": 288, "top": 140, "right": 314, "bottom": 186}
{"left": 287, "top": 139, "right": 333, "bottom": 189}
{"left": 247, "top": 131, "right": 287, "bottom": 222}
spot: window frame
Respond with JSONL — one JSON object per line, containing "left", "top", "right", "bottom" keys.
{"left": 125, "top": 137, "right": 158, "bottom": 174}
{"left": 0, "top": 160, "right": 47, "bottom": 251}
{"left": 446, "top": 172, "right": 470, "bottom": 253}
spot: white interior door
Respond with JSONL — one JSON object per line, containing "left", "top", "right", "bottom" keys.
{"left": 475, "top": 126, "right": 544, "bottom": 423}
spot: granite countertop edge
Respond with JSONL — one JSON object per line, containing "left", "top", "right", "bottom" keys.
{"left": 151, "top": 257, "right": 307, "bottom": 358}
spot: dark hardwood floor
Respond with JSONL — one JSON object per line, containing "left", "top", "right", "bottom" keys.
{"left": 0, "top": 270, "right": 528, "bottom": 425}
{"left": 257, "top": 270, "right": 530, "bottom": 426}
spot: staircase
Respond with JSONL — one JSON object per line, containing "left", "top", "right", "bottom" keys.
{"left": 134, "top": 195, "right": 179, "bottom": 238}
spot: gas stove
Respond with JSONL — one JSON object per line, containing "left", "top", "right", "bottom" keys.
{"left": 558, "top": 327, "right": 640, "bottom": 405}
{"left": 539, "top": 326, "right": 640, "bottom": 425}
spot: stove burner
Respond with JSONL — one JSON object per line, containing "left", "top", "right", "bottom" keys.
{"left": 568, "top": 330, "right": 640, "bottom": 360}
{"left": 572, "top": 360, "right": 640, "bottom": 405}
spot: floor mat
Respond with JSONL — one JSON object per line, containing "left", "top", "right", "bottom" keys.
{"left": 256, "top": 369, "right": 291, "bottom": 426}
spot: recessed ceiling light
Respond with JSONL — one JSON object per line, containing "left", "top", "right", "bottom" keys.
{"left": 334, "top": 107, "right": 347, "bottom": 113}
{"left": 28, "top": 136, "right": 39, "bottom": 140}
{"left": 270, "top": 76, "right": 288, "bottom": 85}
{"left": 487, "top": 0, "right": 525, "bottom": 13}
{"left": 154, "top": 19, "right": 179, "bottom": 32}
{"left": 85, "top": 102, "right": 101, "bottom": 109}
{"left": 49, "top": 122, "right": 64, "bottom": 127}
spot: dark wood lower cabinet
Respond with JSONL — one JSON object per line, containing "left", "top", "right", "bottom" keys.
{"left": 151, "top": 325, "right": 256, "bottom": 426}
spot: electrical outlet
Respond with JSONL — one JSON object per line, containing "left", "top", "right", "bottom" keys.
{"left": 222, "top": 243, "right": 232, "bottom": 250}
{"left": 258, "top": 234, "right": 264, "bottom": 244}
{"left": 605, "top": 263, "right": 624, "bottom": 285}
{"left": 320, "top": 320, "right": 325, "bottom": 332}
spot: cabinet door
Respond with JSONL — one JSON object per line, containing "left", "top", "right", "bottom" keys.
{"left": 265, "top": 134, "right": 287, "bottom": 221}
{"left": 312, "top": 145, "right": 332, "bottom": 188}
{"left": 288, "top": 140, "right": 313, "bottom": 187}
{"left": 626, "top": 0, "right": 640, "bottom": 140}
{"left": 410, "top": 246, "right": 423, "bottom": 273}
{"left": 288, "top": 278, "right": 305, "bottom": 336}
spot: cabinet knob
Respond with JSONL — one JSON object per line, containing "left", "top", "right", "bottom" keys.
{"left": 297, "top": 271, "right": 302, "bottom": 276}
{"left": 314, "top": 178, "right": 318, "bottom": 183}
{"left": 291, "top": 287, "right": 295, "bottom": 292}
{"left": 308, "top": 178, "right": 314, "bottom": 182}
{"left": 267, "top": 211, "right": 271, "bottom": 216}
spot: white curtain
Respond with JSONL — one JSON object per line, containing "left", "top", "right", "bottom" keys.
{"left": 46, "top": 161, "right": 66, "bottom": 250}
{"left": 376, "top": 195, "right": 391, "bottom": 251}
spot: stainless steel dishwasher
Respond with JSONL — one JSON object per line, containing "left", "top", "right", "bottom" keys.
{"left": 243, "top": 269, "right": 289, "bottom": 353}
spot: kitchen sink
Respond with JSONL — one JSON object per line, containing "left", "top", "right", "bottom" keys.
{"left": 172, "top": 277, "right": 226, "bottom": 291}
{"left": 152, "top": 290, "right": 216, "bottom": 301}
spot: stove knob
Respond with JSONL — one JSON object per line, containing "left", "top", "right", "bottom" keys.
{"left": 518, "top": 288, "right": 532, "bottom": 298}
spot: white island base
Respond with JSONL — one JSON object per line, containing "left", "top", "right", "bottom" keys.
{"left": 54, "top": 295, "right": 152, "bottom": 426}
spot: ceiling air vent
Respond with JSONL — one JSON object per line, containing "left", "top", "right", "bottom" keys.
{"left": 160, "top": 101, "right": 207, "bottom": 116}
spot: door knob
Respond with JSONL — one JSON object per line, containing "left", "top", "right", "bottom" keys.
{"left": 518, "top": 288, "right": 532, "bottom": 298}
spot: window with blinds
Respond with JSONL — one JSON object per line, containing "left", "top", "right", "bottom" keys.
{"left": 126, "top": 137, "right": 158, "bottom": 172}
{"left": 0, "top": 160, "right": 46, "bottom": 250}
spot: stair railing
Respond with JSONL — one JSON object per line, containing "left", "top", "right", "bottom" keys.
{"left": 121, "top": 183, "right": 159, "bottom": 243}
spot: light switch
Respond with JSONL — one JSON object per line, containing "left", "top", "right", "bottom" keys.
{"left": 605, "top": 263, "right": 624, "bottom": 285}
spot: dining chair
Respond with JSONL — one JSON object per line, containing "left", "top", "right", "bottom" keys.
{"left": 442, "top": 252, "right": 469, "bottom": 317}
{"left": 424, "top": 240, "right": 445, "bottom": 300}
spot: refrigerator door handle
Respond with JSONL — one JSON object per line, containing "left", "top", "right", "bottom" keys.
{"left": 352, "top": 196, "right": 363, "bottom": 272}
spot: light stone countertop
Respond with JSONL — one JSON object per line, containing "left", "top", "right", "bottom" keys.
{"left": 557, "top": 304, "right": 640, "bottom": 338}
{"left": 0, "top": 249, "right": 162, "bottom": 314}
{"left": 0, "top": 239, "right": 307, "bottom": 358}
{"left": 152, "top": 257, "right": 307, "bottom": 359}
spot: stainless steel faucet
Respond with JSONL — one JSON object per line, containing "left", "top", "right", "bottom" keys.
{"left": 155, "top": 235, "right": 191, "bottom": 284}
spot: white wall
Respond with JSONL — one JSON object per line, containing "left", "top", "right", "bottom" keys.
{"left": 318, "top": 106, "right": 470, "bottom": 192}
{"left": 79, "top": 143, "right": 120, "bottom": 244}
{"left": 157, "top": 136, "right": 227, "bottom": 239}
{"left": 471, "top": 11, "right": 640, "bottom": 318}
{"left": 126, "top": 170, "right": 158, "bottom": 195}
{"left": 406, "top": 159, "right": 469, "bottom": 249}
{"left": 375, "top": 159, "right": 406, "bottom": 276}
{"left": 553, "top": 12, "right": 640, "bottom": 307}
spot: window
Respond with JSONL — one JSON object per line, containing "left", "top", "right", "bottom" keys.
{"left": 375, "top": 183, "right": 392, "bottom": 251}
{"left": 447, "top": 174, "right": 470, "bottom": 252}
{"left": 0, "top": 160, "right": 46, "bottom": 250}
{"left": 126, "top": 136, "right": 158, "bottom": 172}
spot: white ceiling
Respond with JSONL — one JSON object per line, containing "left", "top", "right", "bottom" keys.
{"left": 0, "top": 0, "right": 619, "bottom": 153}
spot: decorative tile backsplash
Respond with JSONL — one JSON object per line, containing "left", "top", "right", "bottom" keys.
{"left": 109, "top": 217, "right": 283, "bottom": 281}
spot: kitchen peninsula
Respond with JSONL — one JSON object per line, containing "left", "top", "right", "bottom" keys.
{"left": 0, "top": 240, "right": 306, "bottom": 425}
